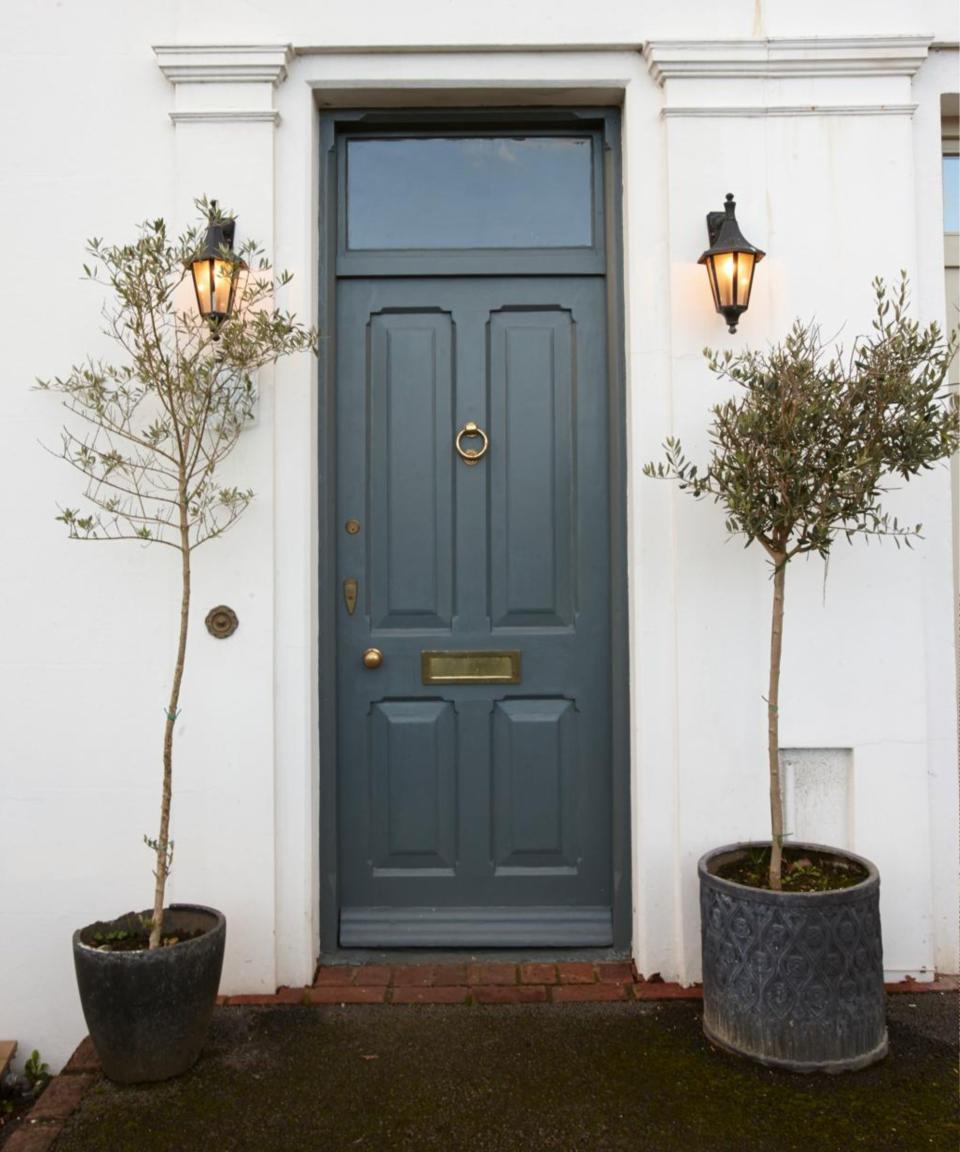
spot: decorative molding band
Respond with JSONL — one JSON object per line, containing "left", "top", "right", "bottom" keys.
{"left": 154, "top": 44, "right": 293, "bottom": 85}
{"left": 644, "top": 37, "right": 932, "bottom": 84}
{"left": 169, "top": 110, "right": 281, "bottom": 125}
{"left": 662, "top": 103, "right": 918, "bottom": 119}
{"left": 293, "top": 41, "right": 645, "bottom": 55}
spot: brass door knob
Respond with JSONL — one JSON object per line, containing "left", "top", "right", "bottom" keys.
{"left": 362, "top": 648, "right": 383, "bottom": 669}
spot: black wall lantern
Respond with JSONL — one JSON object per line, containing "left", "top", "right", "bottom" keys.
{"left": 698, "top": 193, "right": 765, "bottom": 334}
{"left": 190, "top": 201, "right": 245, "bottom": 334}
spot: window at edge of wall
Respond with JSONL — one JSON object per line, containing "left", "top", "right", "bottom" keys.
{"left": 944, "top": 151, "right": 959, "bottom": 234}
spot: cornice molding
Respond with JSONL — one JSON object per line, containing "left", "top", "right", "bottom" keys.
{"left": 662, "top": 103, "right": 918, "bottom": 119}
{"left": 153, "top": 44, "right": 293, "bottom": 86}
{"left": 644, "top": 37, "right": 932, "bottom": 85}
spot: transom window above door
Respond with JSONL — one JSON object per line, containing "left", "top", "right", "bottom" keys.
{"left": 335, "top": 125, "right": 606, "bottom": 276}
{"left": 346, "top": 136, "right": 594, "bottom": 250}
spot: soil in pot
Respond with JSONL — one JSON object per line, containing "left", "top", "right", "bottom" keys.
{"left": 716, "top": 845, "right": 868, "bottom": 893}
{"left": 85, "top": 917, "right": 206, "bottom": 953}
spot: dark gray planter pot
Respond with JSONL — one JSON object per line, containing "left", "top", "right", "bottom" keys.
{"left": 699, "top": 843, "right": 887, "bottom": 1073}
{"left": 73, "top": 904, "right": 226, "bottom": 1083}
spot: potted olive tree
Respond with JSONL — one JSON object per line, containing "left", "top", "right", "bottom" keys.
{"left": 645, "top": 274, "right": 958, "bottom": 1072}
{"left": 38, "top": 202, "right": 316, "bottom": 1082}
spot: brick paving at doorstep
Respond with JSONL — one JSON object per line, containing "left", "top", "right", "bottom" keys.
{"left": 212, "top": 963, "right": 959, "bottom": 1007}
{"left": 218, "top": 960, "right": 705, "bottom": 1005}
{"left": 30, "top": 993, "right": 958, "bottom": 1152}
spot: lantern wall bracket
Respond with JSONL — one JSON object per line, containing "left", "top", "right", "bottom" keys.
{"left": 705, "top": 210, "right": 726, "bottom": 249}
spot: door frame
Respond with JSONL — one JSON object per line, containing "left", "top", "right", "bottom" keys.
{"left": 317, "top": 106, "right": 632, "bottom": 953}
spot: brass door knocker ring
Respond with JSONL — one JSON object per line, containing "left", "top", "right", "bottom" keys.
{"left": 455, "top": 421, "right": 489, "bottom": 465}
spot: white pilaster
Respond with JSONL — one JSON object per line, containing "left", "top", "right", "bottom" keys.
{"left": 153, "top": 43, "right": 294, "bottom": 994}
{"left": 643, "top": 36, "right": 945, "bottom": 982}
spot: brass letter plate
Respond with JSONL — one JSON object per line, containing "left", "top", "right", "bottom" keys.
{"left": 421, "top": 650, "right": 521, "bottom": 685}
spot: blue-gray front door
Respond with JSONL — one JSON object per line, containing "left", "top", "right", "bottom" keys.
{"left": 334, "top": 128, "right": 616, "bottom": 947}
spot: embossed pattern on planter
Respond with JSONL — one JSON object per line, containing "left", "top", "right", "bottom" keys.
{"left": 699, "top": 843, "right": 887, "bottom": 1071}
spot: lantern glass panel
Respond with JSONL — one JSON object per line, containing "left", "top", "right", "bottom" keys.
{"left": 705, "top": 257, "right": 721, "bottom": 312}
{"left": 211, "top": 257, "right": 235, "bottom": 316}
{"left": 191, "top": 256, "right": 240, "bottom": 320}
{"left": 706, "top": 250, "right": 756, "bottom": 314}
{"left": 734, "top": 251, "right": 755, "bottom": 307}
{"left": 192, "top": 259, "right": 213, "bottom": 314}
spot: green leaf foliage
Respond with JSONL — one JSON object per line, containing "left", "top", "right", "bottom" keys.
{"left": 643, "top": 274, "right": 958, "bottom": 564}
{"left": 37, "top": 200, "right": 319, "bottom": 553}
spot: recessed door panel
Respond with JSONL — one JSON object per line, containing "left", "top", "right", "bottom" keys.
{"left": 370, "top": 700, "right": 457, "bottom": 874}
{"left": 489, "top": 308, "right": 575, "bottom": 628}
{"left": 369, "top": 310, "right": 454, "bottom": 630}
{"left": 493, "top": 698, "right": 578, "bottom": 874}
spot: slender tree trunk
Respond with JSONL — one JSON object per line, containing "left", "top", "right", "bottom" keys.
{"left": 148, "top": 496, "right": 191, "bottom": 950}
{"left": 768, "top": 554, "right": 787, "bottom": 891}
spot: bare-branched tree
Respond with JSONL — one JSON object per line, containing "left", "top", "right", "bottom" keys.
{"left": 39, "top": 200, "right": 317, "bottom": 948}
{"left": 645, "top": 274, "right": 957, "bottom": 890}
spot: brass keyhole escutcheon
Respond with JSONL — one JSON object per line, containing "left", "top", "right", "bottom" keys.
{"left": 455, "top": 421, "right": 489, "bottom": 465}
{"left": 345, "top": 519, "right": 361, "bottom": 535}
{"left": 362, "top": 648, "right": 383, "bottom": 669}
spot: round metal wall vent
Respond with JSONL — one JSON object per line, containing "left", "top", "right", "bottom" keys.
{"left": 205, "top": 605, "right": 239, "bottom": 639}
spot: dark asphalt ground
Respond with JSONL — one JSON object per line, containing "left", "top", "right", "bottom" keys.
{"left": 53, "top": 994, "right": 958, "bottom": 1152}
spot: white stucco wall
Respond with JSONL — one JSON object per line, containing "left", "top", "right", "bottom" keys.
{"left": 1, "top": 0, "right": 957, "bottom": 1071}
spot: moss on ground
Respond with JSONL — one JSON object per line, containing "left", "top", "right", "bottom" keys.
{"left": 55, "top": 995, "right": 958, "bottom": 1152}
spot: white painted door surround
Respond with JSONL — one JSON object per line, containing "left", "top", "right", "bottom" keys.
{"left": 150, "top": 36, "right": 957, "bottom": 996}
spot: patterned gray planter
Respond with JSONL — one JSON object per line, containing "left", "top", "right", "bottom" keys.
{"left": 699, "top": 843, "right": 887, "bottom": 1073}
